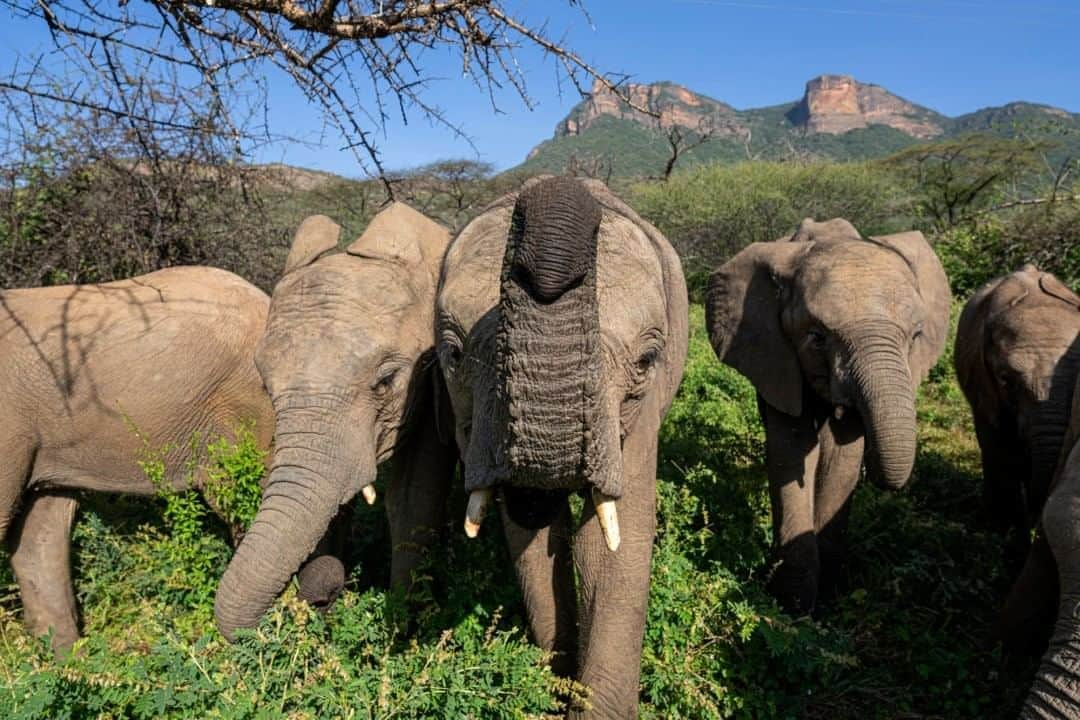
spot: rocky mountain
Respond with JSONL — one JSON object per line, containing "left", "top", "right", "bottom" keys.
{"left": 520, "top": 75, "right": 1080, "bottom": 176}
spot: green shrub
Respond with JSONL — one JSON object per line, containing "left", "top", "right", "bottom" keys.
{"left": 934, "top": 203, "right": 1080, "bottom": 297}
{"left": 203, "top": 424, "right": 268, "bottom": 539}
{"left": 631, "top": 161, "right": 912, "bottom": 295}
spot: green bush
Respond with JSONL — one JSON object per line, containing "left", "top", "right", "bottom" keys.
{"left": 933, "top": 201, "right": 1080, "bottom": 297}
{"left": 631, "top": 161, "right": 913, "bottom": 295}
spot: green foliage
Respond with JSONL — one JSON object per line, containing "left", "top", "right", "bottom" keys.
{"left": 883, "top": 134, "right": 1051, "bottom": 229}
{"left": 203, "top": 424, "right": 268, "bottom": 538}
{"left": 933, "top": 202, "right": 1080, "bottom": 296}
{"left": 631, "top": 161, "right": 912, "bottom": 294}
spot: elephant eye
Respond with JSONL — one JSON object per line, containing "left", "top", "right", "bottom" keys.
{"left": 373, "top": 366, "right": 401, "bottom": 396}
{"left": 807, "top": 328, "right": 826, "bottom": 349}
{"left": 912, "top": 322, "right": 925, "bottom": 341}
{"left": 438, "top": 336, "right": 464, "bottom": 375}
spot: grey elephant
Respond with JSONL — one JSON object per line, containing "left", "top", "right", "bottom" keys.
{"left": 0, "top": 266, "right": 275, "bottom": 651}
{"left": 435, "top": 177, "right": 688, "bottom": 719}
{"left": 214, "top": 202, "right": 457, "bottom": 639}
{"left": 1015, "top": 370, "right": 1080, "bottom": 717}
{"left": 706, "top": 218, "right": 951, "bottom": 614}
{"left": 955, "top": 265, "right": 1080, "bottom": 538}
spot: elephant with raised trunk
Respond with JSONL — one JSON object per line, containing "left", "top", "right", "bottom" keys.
{"left": 436, "top": 177, "right": 688, "bottom": 718}
{"left": 214, "top": 203, "right": 457, "bottom": 640}
{"left": 955, "top": 265, "right": 1080, "bottom": 538}
{"left": 1016, "top": 370, "right": 1080, "bottom": 718}
{"left": 707, "top": 218, "right": 951, "bottom": 614}
{"left": 0, "top": 266, "right": 275, "bottom": 652}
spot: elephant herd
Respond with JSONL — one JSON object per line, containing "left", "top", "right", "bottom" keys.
{"left": 0, "top": 175, "right": 1077, "bottom": 718}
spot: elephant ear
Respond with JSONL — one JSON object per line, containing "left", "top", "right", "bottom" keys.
{"left": 1038, "top": 271, "right": 1080, "bottom": 309}
{"left": 706, "top": 241, "right": 809, "bottom": 416}
{"left": 955, "top": 274, "right": 1027, "bottom": 424}
{"left": 285, "top": 215, "right": 341, "bottom": 274}
{"left": 870, "top": 230, "right": 953, "bottom": 384}
{"left": 346, "top": 202, "right": 450, "bottom": 286}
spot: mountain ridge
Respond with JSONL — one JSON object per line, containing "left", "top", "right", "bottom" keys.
{"left": 520, "top": 74, "right": 1080, "bottom": 176}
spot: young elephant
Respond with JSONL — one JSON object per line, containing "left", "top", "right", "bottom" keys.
{"left": 707, "top": 218, "right": 951, "bottom": 614}
{"left": 1017, "top": 371, "right": 1080, "bottom": 717}
{"left": 436, "top": 177, "right": 688, "bottom": 719}
{"left": 214, "top": 203, "right": 457, "bottom": 640}
{"left": 0, "top": 267, "right": 275, "bottom": 651}
{"left": 955, "top": 265, "right": 1080, "bottom": 537}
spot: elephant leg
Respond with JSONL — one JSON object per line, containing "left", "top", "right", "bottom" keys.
{"left": 386, "top": 417, "right": 457, "bottom": 594}
{"left": 974, "top": 415, "right": 1028, "bottom": 537}
{"left": 813, "top": 412, "right": 865, "bottom": 607}
{"left": 569, "top": 421, "right": 659, "bottom": 720}
{"left": 9, "top": 492, "right": 80, "bottom": 653}
{"left": 296, "top": 504, "right": 351, "bottom": 611}
{"left": 998, "top": 532, "right": 1059, "bottom": 657}
{"left": 500, "top": 489, "right": 577, "bottom": 678}
{"left": 762, "top": 399, "right": 822, "bottom": 615}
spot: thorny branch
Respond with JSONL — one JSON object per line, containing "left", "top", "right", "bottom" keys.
{"left": 1, "top": 1, "right": 649, "bottom": 182}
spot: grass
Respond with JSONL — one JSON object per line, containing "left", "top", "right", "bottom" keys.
{"left": 0, "top": 304, "right": 1040, "bottom": 718}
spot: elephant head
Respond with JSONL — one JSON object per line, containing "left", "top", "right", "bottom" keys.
{"left": 437, "top": 176, "right": 686, "bottom": 545}
{"left": 214, "top": 203, "right": 450, "bottom": 640}
{"left": 435, "top": 177, "right": 688, "bottom": 717}
{"left": 707, "top": 221, "right": 951, "bottom": 490}
{"left": 955, "top": 265, "right": 1080, "bottom": 519}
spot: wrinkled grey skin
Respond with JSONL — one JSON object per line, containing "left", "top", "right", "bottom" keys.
{"left": 955, "top": 265, "right": 1080, "bottom": 537}
{"left": 707, "top": 217, "right": 951, "bottom": 614}
{"left": 214, "top": 204, "right": 457, "bottom": 640}
{"left": 0, "top": 267, "right": 275, "bottom": 652}
{"left": 1019, "top": 371, "right": 1080, "bottom": 718}
{"left": 436, "top": 177, "right": 688, "bottom": 719}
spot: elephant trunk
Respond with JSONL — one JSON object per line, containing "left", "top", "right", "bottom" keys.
{"left": 1029, "top": 404, "right": 1069, "bottom": 516}
{"left": 1021, "top": 598, "right": 1080, "bottom": 719}
{"left": 215, "top": 401, "right": 373, "bottom": 640}
{"left": 848, "top": 326, "right": 918, "bottom": 491}
{"left": 472, "top": 176, "right": 622, "bottom": 498}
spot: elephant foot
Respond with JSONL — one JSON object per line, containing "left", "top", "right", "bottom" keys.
{"left": 768, "top": 534, "right": 820, "bottom": 615}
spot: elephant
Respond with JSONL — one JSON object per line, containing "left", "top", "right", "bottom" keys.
{"left": 214, "top": 202, "right": 458, "bottom": 640}
{"left": 435, "top": 176, "right": 688, "bottom": 719}
{"left": 706, "top": 217, "right": 951, "bottom": 615}
{"left": 1015, "top": 370, "right": 1080, "bottom": 717}
{"left": 0, "top": 266, "right": 275, "bottom": 652}
{"left": 955, "top": 265, "right": 1080, "bottom": 539}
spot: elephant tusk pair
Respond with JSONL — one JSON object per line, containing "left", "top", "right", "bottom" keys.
{"left": 361, "top": 485, "right": 377, "bottom": 506}
{"left": 461, "top": 487, "right": 621, "bottom": 553}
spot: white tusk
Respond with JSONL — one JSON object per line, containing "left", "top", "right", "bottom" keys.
{"left": 361, "top": 485, "right": 377, "bottom": 506}
{"left": 834, "top": 405, "right": 846, "bottom": 421}
{"left": 464, "top": 488, "right": 492, "bottom": 538}
{"left": 592, "top": 489, "right": 621, "bottom": 552}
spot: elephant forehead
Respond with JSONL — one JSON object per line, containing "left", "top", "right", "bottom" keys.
{"left": 276, "top": 255, "right": 417, "bottom": 318}
{"left": 797, "top": 243, "right": 917, "bottom": 320}
{"left": 597, "top": 213, "right": 666, "bottom": 333}
{"left": 438, "top": 206, "right": 509, "bottom": 327}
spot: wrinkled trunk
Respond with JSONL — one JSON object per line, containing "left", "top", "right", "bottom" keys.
{"left": 1030, "top": 406, "right": 1070, "bottom": 518}
{"left": 848, "top": 329, "right": 917, "bottom": 490}
{"left": 473, "top": 176, "right": 622, "bottom": 497}
{"left": 215, "top": 402, "right": 372, "bottom": 639}
{"left": 1021, "top": 592, "right": 1080, "bottom": 717}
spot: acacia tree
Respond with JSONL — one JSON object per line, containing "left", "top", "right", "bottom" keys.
{"left": 884, "top": 134, "right": 1052, "bottom": 228}
{"left": 1, "top": 1, "right": 646, "bottom": 185}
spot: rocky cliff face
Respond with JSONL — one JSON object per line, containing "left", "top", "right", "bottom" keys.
{"left": 553, "top": 74, "right": 946, "bottom": 141}
{"left": 791, "top": 74, "right": 945, "bottom": 138}
{"left": 557, "top": 78, "right": 746, "bottom": 138}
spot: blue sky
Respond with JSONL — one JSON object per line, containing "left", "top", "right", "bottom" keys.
{"left": 2, "top": 1, "right": 1079, "bottom": 176}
